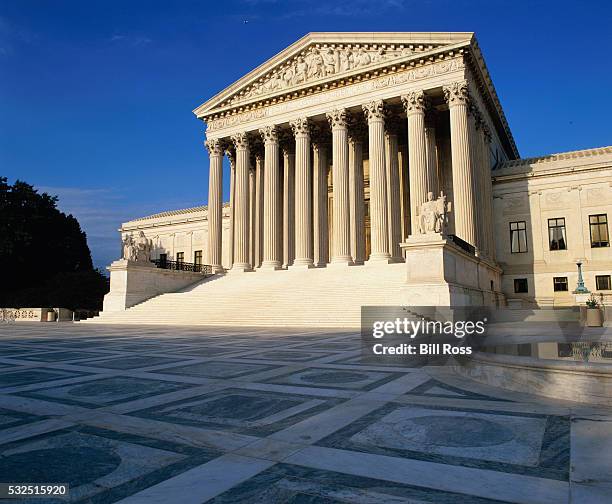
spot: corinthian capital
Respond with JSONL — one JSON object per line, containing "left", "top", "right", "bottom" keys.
{"left": 231, "top": 132, "right": 249, "bottom": 151}
{"left": 362, "top": 100, "right": 386, "bottom": 123}
{"left": 401, "top": 90, "right": 427, "bottom": 115}
{"left": 326, "top": 109, "right": 350, "bottom": 129}
{"left": 443, "top": 80, "right": 469, "bottom": 107}
{"left": 289, "top": 117, "right": 311, "bottom": 137}
{"left": 204, "top": 138, "right": 224, "bottom": 156}
{"left": 259, "top": 125, "right": 278, "bottom": 144}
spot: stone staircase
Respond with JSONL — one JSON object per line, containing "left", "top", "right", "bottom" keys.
{"left": 84, "top": 263, "right": 407, "bottom": 328}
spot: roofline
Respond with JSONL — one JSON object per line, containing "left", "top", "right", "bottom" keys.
{"left": 192, "top": 32, "right": 475, "bottom": 118}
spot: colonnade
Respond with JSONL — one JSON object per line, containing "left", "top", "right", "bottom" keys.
{"left": 205, "top": 80, "right": 495, "bottom": 273}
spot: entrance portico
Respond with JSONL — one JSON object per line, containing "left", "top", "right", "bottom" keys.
{"left": 198, "top": 33, "right": 518, "bottom": 275}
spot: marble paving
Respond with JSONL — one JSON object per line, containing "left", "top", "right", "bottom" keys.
{"left": 0, "top": 324, "right": 610, "bottom": 503}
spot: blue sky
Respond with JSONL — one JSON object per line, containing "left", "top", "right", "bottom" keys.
{"left": 1, "top": 0, "right": 611, "bottom": 270}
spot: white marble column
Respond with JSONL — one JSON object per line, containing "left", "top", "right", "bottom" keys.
{"left": 205, "top": 138, "right": 224, "bottom": 273}
{"left": 230, "top": 132, "right": 252, "bottom": 271}
{"left": 398, "top": 143, "right": 410, "bottom": 242}
{"left": 480, "top": 123, "right": 496, "bottom": 261}
{"left": 362, "top": 100, "right": 391, "bottom": 261}
{"left": 248, "top": 161, "right": 255, "bottom": 267}
{"left": 254, "top": 152, "right": 264, "bottom": 268}
{"left": 444, "top": 80, "right": 477, "bottom": 247}
{"left": 402, "top": 91, "right": 429, "bottom": 236}
{"left": 290, "top": 117, "right": 314, "bottom": 268}
{"left": 425, "top": 115, "right": 439, "bottom": 197}
{"left": 348, "top": 130, "right": 366, "bottom": 264}
{"left": 384, "top": 118, "right": 403, "bottom": 261}
{"left": 282, "top": 145, "right": 295, "bottom": 268}
{"left": 259, "top": 125, "right": 282, "bottom": 270}
{"left": 313, "top": 140, "right": 329, "bottom": 267}
{"left": 225, "top": 148, "right": 236, "bottom": 269}
{"left": 327, "top": 109, "right": 353, "bottom": 265}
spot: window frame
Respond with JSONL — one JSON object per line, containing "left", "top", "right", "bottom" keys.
{"left": 553, "top": 276, "right": 569, "bottom": 292}
{"left": 193, "top": 250, "right": 202, "bottom": 265}
{"left": 596, "top": 274, "right": 612, "bottom": 291}
{"left": 509, "top": 221, "right": 528, "bottom": 254}
{"left": 176, "top": 251, "right": 185, "bottom": 264}
{"left": 547, "top": 217, "right": 567, "bottom": 251}
{"left": 589, "top": 214, "right": 610, "bottom": 248}
{"left": 514, "top": 278, "right": 528, "bottom": 294}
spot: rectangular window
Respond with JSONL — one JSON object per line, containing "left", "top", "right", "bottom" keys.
{"left": 596, "top": 275, "right": 611, "bottom": 291}
{"left": 159, "top": 253, "right": 167, "bottom": 266}
{"left": 590, "top": 214, "right": 609, "bottom": 247}
{"left": 548, "top": 218, "right": 567, "bottom": 250}
{"left": 514, "top": 278, "right": 528, "bottom": 293}
{"left": 194, "top": 250, "right": 202, "bottom": 265}
{"left": 553, "top": 277, "right": 569, "bottom": 292}
{"left": 510, "top": 221, "right": 528, "bottom": 253}
{"left": 176, "top": 252, "right": 184, "bottom": 264}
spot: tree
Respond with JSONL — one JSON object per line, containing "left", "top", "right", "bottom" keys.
{"left": 0, "top": 177, "right": 109, "bottom": 309}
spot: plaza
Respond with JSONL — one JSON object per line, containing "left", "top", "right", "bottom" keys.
{"left": 0, "top": 322, "right": 610, "bottom": 503}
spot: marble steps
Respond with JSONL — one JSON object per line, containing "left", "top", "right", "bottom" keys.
{"left": 86, "top": 263, "right": 407, "bottom": 327}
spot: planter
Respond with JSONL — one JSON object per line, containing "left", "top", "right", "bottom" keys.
{"left": 586, "top": 307, "right": 603, "bottom": 327}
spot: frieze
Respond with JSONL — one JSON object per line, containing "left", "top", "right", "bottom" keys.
{"left": 206, "top": 58, "right": 464, "bottom": 133}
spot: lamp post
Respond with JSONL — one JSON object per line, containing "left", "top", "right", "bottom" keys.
{"left": 573, "top": 260, "right": 590, "bottom": 294}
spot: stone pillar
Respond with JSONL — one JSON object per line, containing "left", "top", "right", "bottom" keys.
{"left": 254, "top": 152, "right": 264, "bottom": 268}
{"left": 398, "top": 143, "right": 410, "bottom": 242}
{"left": 327, "top": 109, "right": 353, "bottom": 265}
{"left": 230, "top": 132, "right": 252, "bottom": 271}
{"left": 362, "top": 100, "right": 391, "bottom": 261}
{"left": 444, "top": 81, "right": 477, "bottom": 247}
{"left": 384, "top": 117, "right": 403, "bottom": 261}
{"left": 282, "top": 145, "right": 295, "bottom": 268}
{"left": 468, "top": 104, "right": 484, "bottom": 256}
{"left": 313, "top": 140, "right": 329, "bottom": 267}
{"left": 249, "top": 161, "right": 255, "bottom": 267}
{"left": 425, "top": 115, "right": 439, "bottom": 197}
{"left": 481, "top": 124, "right": 496, "bottom": 261}
{"left": 226, "top": 148, "right": 236, "bottom": 269}
{"left": 290, "top": 117, "right": 314, "bottom": 268}
{"left": 402, "top": 91, "right": 429, "bottom": 236}
{"left": 205, "top": 138, "right": 224, "bottom": 273}
{"left": 259, "top": 125, "right": 282, "bottom": 270}
{"left": 348, "top": 130, "right": 366, "bottom": 264}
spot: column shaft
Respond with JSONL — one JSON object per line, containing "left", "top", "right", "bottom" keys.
{"left": 290, "top": 118, "right": 314, "bottom": 267}
{"left": 398, "top": 144, "right": 410, "bottom": 242}
{"left": 362, "top": 100, "right": 390, "bottom": 261}
{"left": 313, "top": 142, "right": 329, "bottom": 266}
{"left": 402, "top": 91, "right": 429, "bottom": 235}
{"left": 349, "top": 136, "right": 365, "bottom": 263}
{"left": 249, "top": 164, "right": 255, "bottom": 266}
{"left": 260, "top": 125, "right": 282, "bottom": 269}
{"left": 205, "top": 139, "right": 223, "bottom": 272}
{"left": 444, "top": 81, "right": 477, "bottom": 246}
{"left": 425, "top": 121, "right": 439, "bottom": 197}
{"left": 282, "top": 147, "right": 295, "bottom": 267}
{"left": 327, "top": 109, "right": 352, "bottom": 264}
{"left": 481, "top": 124, "right": 496, "bottom": 261}
{"left": 226, "top": 150, "right": 236, "bottom": 268}
{"left": 231, "top": 133, "right": 251, "bottom": 271}
{"left": 254, "top": 154, "right": 264, "bottom": 268}
{"left": 385, "top": 130, "right": 402, "bottom": 260}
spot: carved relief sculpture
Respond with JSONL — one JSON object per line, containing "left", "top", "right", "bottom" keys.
{"left": 418, "top": 191, "right": 452, "bottom": 235}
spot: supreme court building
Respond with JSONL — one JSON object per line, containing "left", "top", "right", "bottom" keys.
{"left": 109, "top": 32, "right": 612, "bottom": 321}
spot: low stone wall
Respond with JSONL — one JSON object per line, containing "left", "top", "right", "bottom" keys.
{"left": 102, "top": 259, "right": 207, "bottom": 313}
{"left": 456, "top": 352, "right": 612, "bottom": 406}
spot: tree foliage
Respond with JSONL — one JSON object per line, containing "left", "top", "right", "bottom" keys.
{"left": 0, "top": 177, "right": 109, "bottom": 309}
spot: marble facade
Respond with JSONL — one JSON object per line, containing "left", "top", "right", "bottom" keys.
{"left": 117, "top": 32, "right": 612, "bottom": 309}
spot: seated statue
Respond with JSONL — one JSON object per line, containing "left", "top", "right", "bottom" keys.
{"left": 122, "top": 234, "right": 137, "bottom": 261}
{"left": 135, "top": 231, "right": 153, "bottom": 262}
{"left": 418, "top": 191, "right": 451, "bottom": 235}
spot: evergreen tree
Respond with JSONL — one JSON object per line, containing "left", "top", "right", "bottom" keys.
{"left": 0, "top": 177, "right": 109, "bottom": 309}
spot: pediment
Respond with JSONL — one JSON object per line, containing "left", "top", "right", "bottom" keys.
{"left": 194, "top": 32, "right": 474, "bottom": 118}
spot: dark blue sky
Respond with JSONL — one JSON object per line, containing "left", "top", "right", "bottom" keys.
{"left": 1, "top": 0, "right": 611, "bottom": 269}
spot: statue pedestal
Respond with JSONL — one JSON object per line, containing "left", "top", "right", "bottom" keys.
{"left": 102, "top": 259, "right": 205, "bottom": 313}
{"left": 400, "top": 234, "right": 504, "bottom": 307}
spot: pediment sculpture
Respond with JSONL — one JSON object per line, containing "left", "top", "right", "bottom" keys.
{"left": 418, "top": 191, "right": 452, "bottom": 235}
{"left": 225, "top": 43, "right": 424, "bottom": 107}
